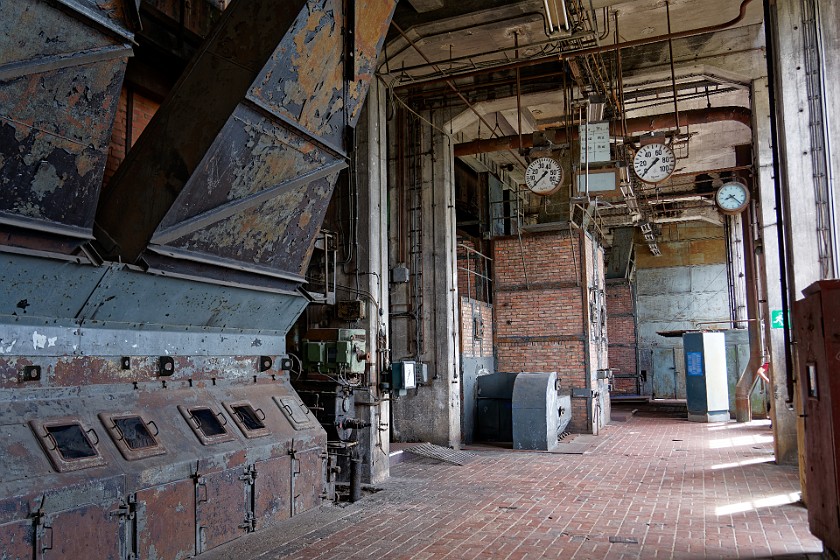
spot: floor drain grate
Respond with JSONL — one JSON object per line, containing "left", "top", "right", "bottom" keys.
{"left": 403, "top": 443, "right": 476, "bottom": 465}
{"left": 609, "top": 536, "right": 639, "bottom": 544}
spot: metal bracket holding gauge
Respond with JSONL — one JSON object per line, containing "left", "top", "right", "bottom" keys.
{"left": 632, "top": 142, "right": 676, "bottom": 184}
{"left": 715, "top": 180, "right": 750, "bottom": 214}
{"left": 525, "top": 157, "right": 564, "bottom": 196}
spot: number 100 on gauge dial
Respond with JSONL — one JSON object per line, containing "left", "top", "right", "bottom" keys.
{"left": 525, "top": 157, "right": 564, "bottom": 195}
{"left": 632, "top": 143, "right": 676, "bottom": 184}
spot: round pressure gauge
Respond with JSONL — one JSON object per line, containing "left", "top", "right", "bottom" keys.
{"left": 715, "top": 181, "right": 750, "bottom": 214}
{"left": 632, "top": 143, "right": 676, "bottom": 184}
{"left": 525, "top": 157, "right": 564, "bottom": 195}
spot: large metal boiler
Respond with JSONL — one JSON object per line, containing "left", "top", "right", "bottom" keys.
{"left": 0, "top": 0, "right": 395, "bottom": 558}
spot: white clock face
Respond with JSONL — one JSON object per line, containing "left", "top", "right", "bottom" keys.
{"left": 633, "top": 143, "right": 676, "bottom": 183}
{"left": 525, "top": 157, "right": 563, "bottom": 195}
{"left": 716, "top": 181, "right": 750, "bottom": 213}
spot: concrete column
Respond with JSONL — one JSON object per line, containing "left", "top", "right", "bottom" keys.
{"left": 389, "top": 109, "right": 461, "bottom": 447}
{"left": 764, "top": 0, "right": 840, "bottom": 472}
{"left": 354, "top": 80, "right": 391, "bottom": 483}
{"left": 823, "top": 0, "right": 840, "bottom": 250}
{"left": 751, "top": 75, "right": 799, "bottom": 466}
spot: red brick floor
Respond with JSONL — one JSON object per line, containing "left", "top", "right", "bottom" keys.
{"left": 201, "top": 417, "right": 823, "bottom": 559}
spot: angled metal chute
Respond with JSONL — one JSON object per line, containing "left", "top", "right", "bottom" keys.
{"left": 95, "top": 0, "right": 396, "bottom": 291}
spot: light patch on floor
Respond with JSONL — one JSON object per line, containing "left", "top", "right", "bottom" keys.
{"left": 715, "top": 491, "right": 802, "bottom": 516}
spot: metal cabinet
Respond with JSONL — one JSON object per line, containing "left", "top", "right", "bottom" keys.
{"left": 795, "top": 280, "right": 840, "bottom": 553}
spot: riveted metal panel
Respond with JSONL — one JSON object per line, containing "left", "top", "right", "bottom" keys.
{"left": 40, "top": 501, "right": 123, "bottom": 560}
{"left": 0, "top": 422, "right": 54, "bottom": 485}
{"left": 291, "top": 447, "right": 325, "bottom": 516}
{"left": 253, "top": 456, "right": 292, "bottom": 528}
{"left": 96, "top": 0, "right": 397, "bottom": 290}
{"left": 196, "top": 467, "right": 248, "bottom": 553}
{"left": 0, "top": 0, "right": 131, "bottom": 253}
{"left": 136, "top": 480, "right": 196, "bottom": 560}
{"left": 249, "top": 0, "right": 398, "bottom": 148}
{"left": 95, "top": 0, "right": 310, "bottom": 265}
{"left": 0, "top": 519, "right": 34, "bottom": 560}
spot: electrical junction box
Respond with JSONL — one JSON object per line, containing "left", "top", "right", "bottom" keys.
{"left": 391, "top": 265, "right": 410, "bottom": 283}
{"left": 391, "top": 361, "right": 416, "bottom": 396}
{"left": 302, "top": 329, "right": 367, "bottom": 375}
{"left": 417, "top": 362, "right": 429, "bottom": 385}
{"left": 337, "top": 299, "right": 366, "bottom": 321}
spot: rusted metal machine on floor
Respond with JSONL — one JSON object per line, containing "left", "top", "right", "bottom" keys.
{"left": 0, "top": 0, "right": 395, "bottom": 558}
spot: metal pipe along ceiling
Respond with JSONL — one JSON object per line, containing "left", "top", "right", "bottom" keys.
{"left": 393, "top": 0, "right": 755, "bottom": 87}
{"left": 453, "top": 106, "right": 752, "bottom": 156}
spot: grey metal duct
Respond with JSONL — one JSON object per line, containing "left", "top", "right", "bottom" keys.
{"left": 95, "top": 0, "right": 396, "bottom": 292}
{"left": 0, "top": 0, "right": 134, "bottom": 257}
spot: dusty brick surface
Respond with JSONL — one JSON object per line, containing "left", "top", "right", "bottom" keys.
{"left": 201, "top": 417, "right": 822, "bottom": 560}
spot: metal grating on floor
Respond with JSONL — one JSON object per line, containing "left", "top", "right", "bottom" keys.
{"left": 403, "top": 443, "right": 477, "bottom": 465}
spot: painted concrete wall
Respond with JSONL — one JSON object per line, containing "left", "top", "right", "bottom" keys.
{"left": 388, "top": 109, "right": 461, "bottom": 447}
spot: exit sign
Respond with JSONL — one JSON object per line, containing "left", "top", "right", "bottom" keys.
{"left": 770, "top": 309, "right": 789, "bottom": 329}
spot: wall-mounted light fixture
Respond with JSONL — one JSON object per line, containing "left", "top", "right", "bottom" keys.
{"left": 543, "top": 0, "right": 569, "bottom": 34}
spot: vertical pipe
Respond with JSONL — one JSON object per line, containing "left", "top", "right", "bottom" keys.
{"left": 666, "top": 1, "right": 681, "bottom": 133}
{"left": 350, "top": 455, "right": 362, "bottom": 502}
{"left": 763, "top": 0, "right": 795, "bottom": 404}
{"left": 735, "top": 200, "right": 764, "bottom": 422}
{"left": 515, "top": 32, "right": 524, "bottom": 154}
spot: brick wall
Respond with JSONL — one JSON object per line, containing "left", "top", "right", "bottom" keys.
{"left": 460, "top": 298, "right": 494, "bottom": 359}
{"left": 606, "top": 279, "right": 638, "bottom": 395}
{"left": 104, "top": 87, "right": 161, "bottom": 184}
{"left": 494, "top": 230, "right": 604, "bottom": 433}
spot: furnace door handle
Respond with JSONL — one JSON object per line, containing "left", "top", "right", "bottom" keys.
{"left": 42, "top": 430, "right": 58, "bottom": 451}
{"left": 216, "top": 412, "right": 227, "bottom": 426}
{"left": 146, "top": 420, "right": 159, "bottom": 437}
{"left": 254, "top": 408, "right": 266, "bottom": 421}
{"left": 41, "top": 525, "right": 53, "bottom": 553}
{"left": 196, "top": 480, "right": 209, "bottom": 504}
{"left": 86, "top": 428, "right": 100, "bottom": 446}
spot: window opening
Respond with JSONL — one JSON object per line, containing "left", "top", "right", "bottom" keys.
{"left": 178, "top": 405, "right": 235, "bottom": 445}
{"left": 113, "top": 416, "right": 157, "bottom": 449}
{"left": 30, "top": 418, "right": 107, "bottom": 472}
{"left": 190, "top": 407, "right": 226, "bottom": 437}
{"left": 100, "top": 413, "right": 166, "bottom": 461}
{"left": 47, "top": 424, "right": 97, "bottom": 460}
{"left": 232, "top": 405, "right": 265, "bottom": 431}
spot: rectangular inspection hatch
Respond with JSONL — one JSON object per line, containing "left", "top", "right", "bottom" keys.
{"left": 223, "top": 402, "right": 270, "bottom": 439}
{"left": 178, "top": 405, "right": 235, "bottom": 445}
{"left": 273, "top": 396, "right": 314, "bottom": 431}
{"left": 30, "top": 418, "right": 107, "bottom": 472}
{"left": 100, "top": 413, "right": 166, "bottom": 461}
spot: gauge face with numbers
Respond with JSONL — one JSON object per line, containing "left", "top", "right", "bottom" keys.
{"left": 632, "top": 143, "right": 676, "bottom": 184}
{"left": 525, "top": 157, "right": 564, "bottom": 195}
{"left": 715, "top": 181, "right": 750, "bottom": 214}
